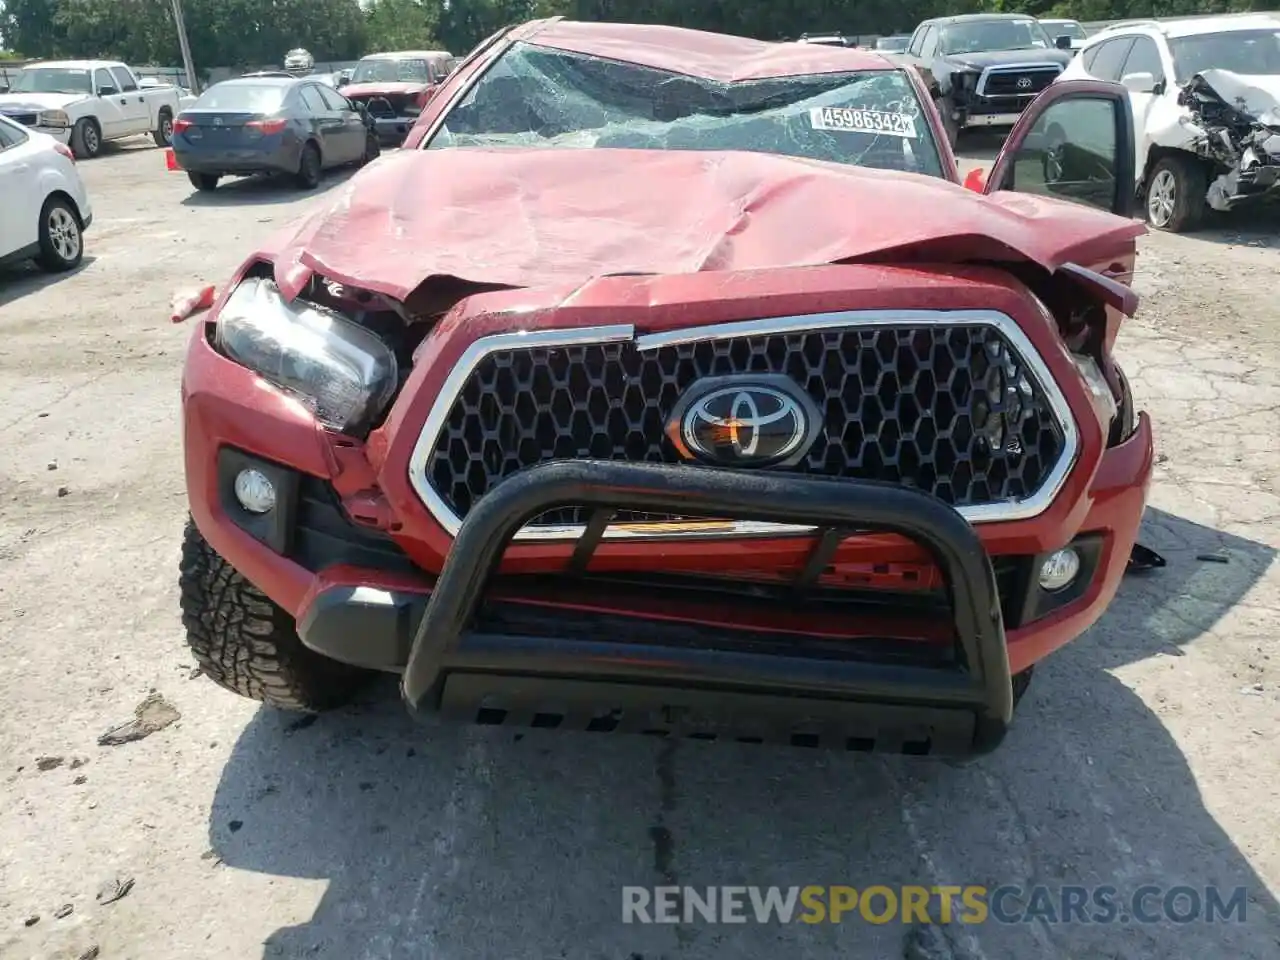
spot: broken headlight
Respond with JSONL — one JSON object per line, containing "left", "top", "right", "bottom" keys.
{"left": 1071, "top": 354, "right": 1118, "bottom": 428}
{"left": 215, "top": 277, "right": 398, "bottom": 433}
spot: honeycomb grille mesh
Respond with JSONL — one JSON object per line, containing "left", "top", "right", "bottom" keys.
{"left": 424, "top": 325, "right": 1066, "bottom": 528}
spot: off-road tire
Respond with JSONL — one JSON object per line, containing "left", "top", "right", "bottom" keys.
{"left": 1144, "top": 154, "right": 1208, "bottom": 233}
{"left": 934, "top": 98, "right": 960, "bottom": 151}
{"left": 188, "top": 172, "right": 220, "bottom": 192}
{"left": 178, "top": 518, "right": 368, "bottom": 711}
{"left": 34, "top": 196, "right": 83, "bottom": 272}
{"left": 70, "top": 118, "right": 102, "bottom": 160}
{"left": 295, "top": 142, "right": 322, "bottom": 190}
{"left": 153, "top": 108, "right": 174, "bottom": 147}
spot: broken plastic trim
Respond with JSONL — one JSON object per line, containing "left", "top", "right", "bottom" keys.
{"left": 1126, "top": 543, "right": 1166, "bottom": 574}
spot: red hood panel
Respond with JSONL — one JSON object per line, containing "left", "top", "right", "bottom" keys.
{"left": 269, "top": 148, "right": 1145, "bottom": 303}
{"left": 338, "top": 81, "right": 426, "bottom": 98}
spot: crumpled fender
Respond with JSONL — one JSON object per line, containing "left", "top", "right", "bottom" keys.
{"left": 263, "top": 147, "right": 1146, "bottom": 304}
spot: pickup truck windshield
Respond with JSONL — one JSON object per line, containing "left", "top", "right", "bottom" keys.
{"left": 11, "top": 67, "right": 93, "bottom": 96}
{"left": 939, "top": 20, "right": 1053, "bottom": 55}
{"left": 352, "top": 59, "right": 430, "bottom": 83}
{"left": 428, "top": 43, "right": 943, "bottom": 179}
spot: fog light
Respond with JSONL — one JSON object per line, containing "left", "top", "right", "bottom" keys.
{"left": 1038, "top": 548, "right": 1081, "bottom": 592}
{"left": 233, "top": 468, "right": 276, "bottom": 514}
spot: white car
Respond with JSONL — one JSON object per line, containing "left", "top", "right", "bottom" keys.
{"left": 0, "top": 59, "right": 182, "bottom": 159}
{"left": 1059, "top": 14, "right": 1280, "bottom": 231}
{"left": 0, "top": 113, "right": 92, "bottom": 272}
{"left": 1039, "top": 19, "right": 1089, "bottom": 52}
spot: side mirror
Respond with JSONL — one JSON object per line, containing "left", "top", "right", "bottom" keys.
{"left": 338, "top": 71, "right": 352, "bottom": 86}
{"left": 1055, "top": 34, "right": 1073, "bottom": 50}
{"left": 984, "top": 80, "right": 1136, "bottom": 219}
{"left": 1121, "top": 71, "right": 1157, "bottom": 94}
{"left": 0, "top": 82, "right": 9, "bottom": 94}
{"left": 98, "top": 86, "right": 117, "bottom": 97}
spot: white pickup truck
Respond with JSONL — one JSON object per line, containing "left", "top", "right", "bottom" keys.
{"left": 0, "top": 60, "right": 182, "bottom": 159}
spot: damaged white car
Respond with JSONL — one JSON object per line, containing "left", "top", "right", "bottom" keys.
{"left": 1060, "top": 14, "right": 1280, "bottom": 231}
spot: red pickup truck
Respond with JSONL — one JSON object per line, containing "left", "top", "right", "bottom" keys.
{"left": 179, "top": 19, "right": 1151, "bottom": 758}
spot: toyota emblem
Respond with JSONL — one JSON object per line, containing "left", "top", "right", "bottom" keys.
{"left": 665, "top": 375, "right": 822, "bottom": 468}
{"left": 1016, "top": 76, "right": 1034, "bottom": 90}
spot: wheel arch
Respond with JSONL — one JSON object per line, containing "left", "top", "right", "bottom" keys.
{"left": 38, "top": 187, "right": 86, "bottom": 227}
{"left": 1140, "top": 145, "right": 1214, "bottom": 197}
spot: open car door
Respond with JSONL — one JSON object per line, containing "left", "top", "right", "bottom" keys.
{"left": 983, "top": 79, "right": 1137, "bottom": 220}
{"left": 982, "top": 80, "right": 1143, "bottom": 356}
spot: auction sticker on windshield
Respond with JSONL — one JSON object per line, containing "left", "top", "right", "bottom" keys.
{"left": 809, "top": 107, "right": 917, "bottom": 138}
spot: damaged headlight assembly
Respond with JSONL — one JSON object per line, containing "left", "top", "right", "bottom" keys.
{"left": 214, "top": 277, "right": 398, "bottom": 433}
{"left": 1070, "top": 354, "right": 1118, "bottom": 428}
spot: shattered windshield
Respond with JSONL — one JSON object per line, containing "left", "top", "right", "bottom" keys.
{"left": 1170, "top": 30, "right": 1280, "bottom": 82}
{"left": 939, "top": 20, "right": 1053, "bottom": 55}
{"left": 10, "top": 67, "right": 93, "bottom": 96}
{"left": 427, "top": 43, "right": 943, "bottom": 178}
{"left": 352, "top": 58, "right": 430, "bottom": 84}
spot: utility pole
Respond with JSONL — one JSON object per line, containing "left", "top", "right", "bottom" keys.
{"left": 169, "top": 0, "right": 200, "bottom": 93}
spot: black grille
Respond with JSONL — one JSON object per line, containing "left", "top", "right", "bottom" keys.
{"left": 425, "top": 325, "right": 1066, "bottom": 528}
{"left": 1, "top": 112, "right": 37, "bottom": 126}
{"left": 982, "top": 68, "right": 1060, "bottom": 97}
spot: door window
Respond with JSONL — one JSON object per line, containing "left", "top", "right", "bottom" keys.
{"left": 298, "top": 86, "right": 329, "bottom": 114}
{"left": 94, "top": 68, "right": 118, "bottom": 95}
{"left": 316, "top": 85, "right": 350, "bottom": 111}
{"left": 919, "top": 27, "right": 939, "bottom": 59}
{"left": 1084, "top": 37, "right": 1137, "bottom": 81}
{"left": 110, "top": 67, "right": 138, "bottom": 92}
{"left": 1120, "top": 36, "right": 1165, "bottom": 84}
{"left": 908, "top": 26, "right": 926, "bottom": 56}
{"left": 1004, "top": 97, "right": 1121, "bottom": 213}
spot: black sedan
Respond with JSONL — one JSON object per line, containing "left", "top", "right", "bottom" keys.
{"left": 172, "top": 75, "right": 380, "bottom": 192}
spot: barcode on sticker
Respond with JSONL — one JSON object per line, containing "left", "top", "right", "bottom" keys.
{"left": 809, "top": 107, "right": 918, "bottom": 138}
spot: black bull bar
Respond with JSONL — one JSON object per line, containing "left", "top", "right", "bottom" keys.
{"left": 401, "top": 460, "right": 1016, "bottom": 756}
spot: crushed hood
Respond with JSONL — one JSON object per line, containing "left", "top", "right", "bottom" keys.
{"left": 0, "top": 92, "right": 87, "bottom": 112}
{"left": 1194, "top": 69, "right": 1280, "bottom": 127}
{"left": 269, "top": 148, "right": 1145, "bottom": 303}
{"left": 339, "top": 81, "right": 428, "bottom": 98}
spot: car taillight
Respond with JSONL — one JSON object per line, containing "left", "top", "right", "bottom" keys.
{"left": 417, "top": 86, "right": 436, "bottom": 108}
{"left": 247, "top": 118, "right": 287, "bottom": 135}
{"left": 173, "top": 118, "right": 192, "bottom": 134}
{"left": 53, "top": 142, "right": 75, "bottom": 163}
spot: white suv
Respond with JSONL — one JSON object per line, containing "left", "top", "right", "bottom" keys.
{"left": 1058, "top": 14, "right": 1280, "bottom": 231}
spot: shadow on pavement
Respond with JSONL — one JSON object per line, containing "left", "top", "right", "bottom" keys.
{"left": 179, "top": 170, "right": 354, "bottom": 208}
{"left": 210, "top": 506, "right": 1280, "bottom": 959}
{"left": 1185, "top": 203, "right": 1280, "bottom": 250}
{"left": 0, "top": 257, "right": 97, "bottom": 310}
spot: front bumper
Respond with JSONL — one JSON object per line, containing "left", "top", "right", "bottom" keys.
{"left": 371, "top": 117, "right": 415, "bottom": 145}
{"left": 961, "top": 112, "right": 1024, "bottom": 130}
{"left": 371, "top": 460, "right": 1014, "bottom": 755}
{"left": 181, "top": 278, "right": 1154, "bottom": 753}
{"left": 35, "top": 124, "right": 72, "bottom": 144}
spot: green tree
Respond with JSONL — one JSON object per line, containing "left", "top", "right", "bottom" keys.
{"left": 2, "top": 0, "right": 65, "bottom": 55}
{"left": 365, "top": 0, "right": 441, "bottom": 51}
